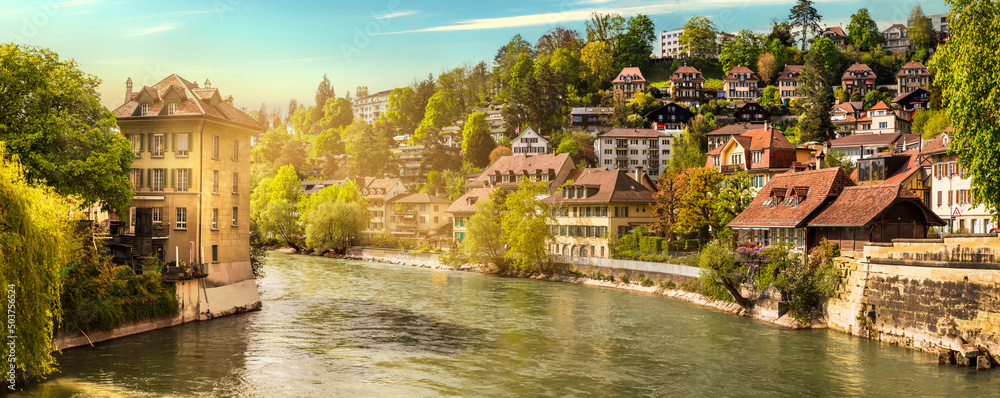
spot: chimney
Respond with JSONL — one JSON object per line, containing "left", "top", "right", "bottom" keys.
{"left": 204, "top": 79, "right": 212, "bottom": 89}
{"left": 634, "top": 166, "right": 643, "bottom": 182}
{"left": 125, "top": 77, "right": 133, "bottom": 101}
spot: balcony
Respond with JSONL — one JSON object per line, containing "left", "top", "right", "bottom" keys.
{"left": 720, "top": 164, "right": 746, "bottom": 173}
{"left": 615, "top": 152, "right": 628, "bottom": 160}
{"left": 648, "top": 151, "right": 659, "bottom": 158}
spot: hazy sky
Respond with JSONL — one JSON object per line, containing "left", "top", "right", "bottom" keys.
{"left": 2, "top": 0, "right": 947, "bottom": 115}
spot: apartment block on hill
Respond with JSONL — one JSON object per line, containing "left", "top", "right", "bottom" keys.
{"left": 896, "top": 62, "right": 930, "bottom": 95}
{"left": 569, "top": 107, "right": 613, "bottom": 133}
{"left": 595, "top": 129, "right": 673, "bottom": 180}
{"left": 361, "top": 178, "right": 408, "bottom": 240}
{"left": 669, "top": 64, "right": 704, "bottom": 106}
{"left": 882, "top": 24, "right": 911, "bottom": 53}
{"left": 351, "top": 89, "right": 393, "bottom": 124}
{"left": 776, "top": 65, "right": 804, "bottom": 102}
{"left": 386, "top": 193, "right": 452, "bottom": 238}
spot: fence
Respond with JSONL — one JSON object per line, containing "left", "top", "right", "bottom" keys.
{"left": 553, "top": 255, "right": 703, "bottom": 278}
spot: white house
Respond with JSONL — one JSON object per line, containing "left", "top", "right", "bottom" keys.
{"left": 511, "top": 128, "right": 551, "bottom": 156}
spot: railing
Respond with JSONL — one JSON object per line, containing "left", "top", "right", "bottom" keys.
{"left": 720, "top": 164, "right": 746, "bottom": 173}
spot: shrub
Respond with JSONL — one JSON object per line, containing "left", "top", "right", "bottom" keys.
{"left": 639, "top": 236, "right": 664, "bottom": 254}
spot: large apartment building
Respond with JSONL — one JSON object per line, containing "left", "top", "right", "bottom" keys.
{"left": 113, "top": 74, "right": 263, "bottom": 311}
{"left": 594, "top": 128, "right": 673, "bottom": 180}
{"left": 659, "top": 28, "right": 685, "bottom": 58}
{"left": 882, "top": 24, "right": 911, "bottom": 53}
{"left": 923, "top": 133, "right": 993, "bottom": 233}
{"left": 386, "top": 193, "right": 452, "bottom": 238}
{"left": 351, "top": 89, "right": 392, "bottom": 124}
{"left": 361, "top": 178, "right": 407, "bottom": 240}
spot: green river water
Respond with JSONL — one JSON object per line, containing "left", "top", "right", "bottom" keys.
{"left": 13, "top": 252, "right": 1000, "bottom": 397}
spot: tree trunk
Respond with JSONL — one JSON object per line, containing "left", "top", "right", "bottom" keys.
{"left": 723, "top": 282, "right": 754, "bottom": 309}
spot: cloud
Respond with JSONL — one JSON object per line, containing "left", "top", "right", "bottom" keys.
{"left": 127, "top": 22, "right": 180, "bottom": 36}
{"left": 374, "top": 10, "right": 418, "bottom": 20}
{"left": 384, "top": 0, "right": 832, "bottom": 34}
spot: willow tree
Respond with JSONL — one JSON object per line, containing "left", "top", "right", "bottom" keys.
{"left": 300, "top": 182, "right": 368, "bottom": 253}
{"left": 0, "top": 147, "right": 76, "bottom": 378}
{"left": 502, "top": 180, "right": 554, "bottom": 273}
{"left": 461, "top": 190, "right": 509, "bottom": 272}
{"left": 928, "top": 0, "right": 1000, "bottom": 217}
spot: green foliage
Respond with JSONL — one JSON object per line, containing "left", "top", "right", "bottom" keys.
{"left": 908, "top": 6, "right": 934, "bottom": 54}
{"left": 698, "top": 243, "right": 752, "bottom": 308}
{"left": 0, "top": 146, "right": 75, "bottom": 377}
{"left": 825, "top": 150, "right": 856, "bottom": 175}
{"left": 759, "top": 85, "right": 783, "bottom": 113}
{"left": 502, "top": 180, "right": 554, "bottom": 273}
{"left": 461, "top": 189, "right": 508, "bottom": 272}
{"left": 301, "top": 182, "right": 368, "bottom": 253}
{"left": 639, "top": 236, "right": 664, "bottom": 254}
{"left": 928, "top": 0, "right": 1000, "bottom": 216}
{"left": 797, "top": 41, "right": 835, "bottom": 142}
{"left": 580, "top": 41, "right": 616, "bottom": 90}
{"left": 679, "top": 16, "right": 718, "bottom": 59}
{"left": 463, "top": 112, "right": 496, "bottom": 168}
{"left": 669, "top": 129, "right": 707, "bottom": 171}
{"left": 319, "top": 97, "right": 354, "bottom": 130}
{"left": 720, "top": 30, "right": 767, "bottom": 74}
{"left": 249, "top": 220, "right": 268, "bottom": 279}
{"left": 911, "top": 109, "right": 950, "bottom": 139}
{"left": 782, "top": 240, "right": 841, "bottom": 323}
{"left": 846, "top": 8, "right": 884, "bottom": 52}
{"left": 61, "top": 245, "right": 179, "bottom": 334}
{"left": 251, "top": 165, "right": 304, "bottom": 250}
{"left": 788, "top": 0, "right": 823, "bottom": 50}
{"left": 585, "top": 12, "right": 627, "bottom": 46}
{"left": 344, "top": 120, "right": 392, "bottom": 177}
{"left": 0, "top": 44, "right": 134, "bottom": 218}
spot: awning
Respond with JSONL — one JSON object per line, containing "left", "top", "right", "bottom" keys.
{"left": 134, "top": 196, "right": 165, "bottom": 201}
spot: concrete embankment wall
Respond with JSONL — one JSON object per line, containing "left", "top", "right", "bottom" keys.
{"left": 827, "top": 235, "right": 1000, "bottom": 356}
{"left": 551, "top": 255, "right": 701, "bottom": 286}
{"left": 54, "top": 261, "right": 262, "bottom": 350}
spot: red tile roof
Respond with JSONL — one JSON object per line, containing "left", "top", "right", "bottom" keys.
{"left": 869, "top": 101, "right": 890, "bottom": 110}
{"left": 776, "top": 65, "right": 804, "bottom": 81}
{"left": 896, "top": 62, "right": 930, "bottom": 77}
{"left": 390, "top": 193, "right": 452, "bottom": 204}
{"left": 825, "top": 26, "right": 847, "bottom": 38}
{"left": 828, "top": 132, "right": 920, "bottom": 148}
{"left": 807, "top": 183, "right": 943, "bottom": 227}
{"left": 729, "top": 168, "right": 855, "bottom": 228}
{"left": 842, "top": 63, "right": 875, "bottom": 79}
{"left": 671, "top": 65, "right": 705, "bottom": 82}
{"left": 112, "top": 74, "right": 264, "bottom": 131}
{"left": 723, "top": 66, "right": 759, "bottom": 81}
{"left": 541, "top": 169, "right": 654, "bottom": 205}
{"left": 612, "top": 67, "right": 647, "bottom": 84}
{"left": 883, "top": 23, "right": 908, "bottom": 33}
{"left": 446, "top": 187, "right": 496, "bottom": 213}
{"left": 466, "top": 153, "right": 573, "bottom": 190}
{"left": 707, "top": 123, "right": 753, "bottom": 137}
{"left": 746, "top": 127, "right": 795, "bottom": 150}
{"left": 920, "top": 132, "right": 951, "bottom": 155}
{"left": 850, "top": 150, "right": 925, "bottom": 185}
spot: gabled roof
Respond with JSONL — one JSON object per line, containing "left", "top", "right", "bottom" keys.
{"left": 541, "top": 169, "right": 654, "bottom": 205}
{"left": 513, "top": 127, "right": 549, "bottom": 143}
{"left": 776, "top": 65, "right": 804, "bottom": 80}
{"left": 612, "top": 67, "right": 647, "bottom": 84}
{"left": 599, "top": 128, "right": 669, "bottom": 138}
{"left": 825, "top": 26, "right": 847, "bottom": 37}
{"left": 389, "top": 193, "right": 452, "bottom": 204}
{"left": 896, "top": 62, "right": 930, "bottom": 77}
{"left": 570, "top": 107, "right": 614, "bottom": 115}
{"left": 113, "top": 74, "right": 264, "bottom": 131}
{"left": 892, "top": 87, "right": 930, "bottom": 104}
{"left": 728, "top": 168, "right": 855, "bottom": 228}
{"left": 446, "top": 187, "right": 496, "bottom": 213}
{"left": 745, "top": 127, "right": 795, "bottom": 150}
{"left": 466, "top": 153, "right": 573, "bottom": 190}
{"left": 828, "top": 132, "right": 920, "bottom": 148}
{"left": 870, "top": 101, "right": 891, "bottom": 111}
{"left": 671, "top": 65, "right": 705, "bottom": 82}
{"left": 723, "top": 66, "right": 759, "bottom": 81}
{"left": 707, "top": 123, "right": 753, "bottom": 137}
{"left": 883, "top": 23, "right": 908, "bottom": 33}
{"left": 920, "top": 132, "right": 951, "bottom": 155}
{"left": 851, "top": 150, "right": 924, "bottom": 185}
{"left": 807, "top": 183, "right": 944, "bottom": 227}
{"left": 842, "top": 63, "right": 876, "bottom": 79}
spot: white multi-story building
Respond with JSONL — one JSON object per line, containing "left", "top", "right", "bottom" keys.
{"left": 511, "top": 128, "right": 551, "bottom": 156}
{"left": 351, "top": 89, "right": 392, "bottom": 124}
{"left": 659, "top": 28, "right": 685, "bottom": 58}
{"left": 594, "top": 128, "right": 674, "bottom": 180}
{"left": 923, "top": 132, "right": 991, "bottom": 233}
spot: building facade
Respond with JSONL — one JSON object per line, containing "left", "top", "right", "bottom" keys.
{"left": 612, "top": 67, "right": 649, "bottom": 102}
{"left": 896, "top": 62, "right": 930, "bottom": 95}
{"left": 511, "top": 128, "right": 552, "bottom": 156}
{"left": 923, "top": 133, "right": 993, "bottom": 233}
{"left": 386, "top": 193, "right": 452, "bottom": 238}
{"left": 465, "top": 153, "right": 575, "bottom": 193}
{"left": 854, "top": 101, "right": 912, "bottom": 135}
{"left": 723, "top": 66, "right": 761, "bottom": 100}
{"left": 445, "top": 187, "right": 495, "bottom": 243}
{"left": 669, "top": 65, "right": 704, "bottom": 106}
{"left": 659, "top": 28, "right": 685, "bottom": 58}
{"left": 544, "top": 169, "right": 657, "bottom": 258}
{"left": 595, "top": 128, "right": 673, "bottom": 180}
{"left": 882, "top": 24, "right": 911, "bottom": 53}
{"left": 734, "top": 102, "right": 770, "bottom": 124}
{"left": 707, "top": 126, "right": 798, "bottom": 190}
{"left": 644, "top": 102, "right": 694, "bottom": 131}
{"left": 813, "top": 26, "right": 848, "bottom": 50}
{"left": 569, "top": 107, "right": 613, "bottom": 133}
{"left": 113, "top": 74, "right": 263, "bottom": 287}
{"left": 351, "top": 89, "right": 393, "bottom": 124}
{"left": 842, "top": 63, "right": 877, "bottom": 98}
{"left": 395, "top": 144, "right": 461, "bottom": 186}
{"left": 361, "top": 178, "right": 408, "bottom": 240}
{"left": 776, "top": 65, "right": 804, "bottom": 102}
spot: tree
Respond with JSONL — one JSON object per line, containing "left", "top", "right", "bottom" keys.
{"left": 768, "top": 20, "right": 796, "bottom": 47}
{"left": 493, "top": 34, "right": 535, "bottom": 99}
{"left": 251, "top": 125, "right": 292, "bottom": 171}
{"left": 687, "top": 114, "right": 714, "bottom": 152}
{"left": 383, "top": 87, "right": 421, "bottom": 135}
{"left": 585, "top": 12, "right": 626, "bottom": 46}
{"left": 314, "top": 128, "right": 345, "bottom": 178}
{"left": 286, "top": 99, "right": 299, "bottom": 123}
{"left": 862, "top": 90, "right": 892, "bottom": 109}
{"left": 679, "top": 16, "right": 718, "bottom": 59}
{"left": 669, "top": 129, "right": 707, "bottom": 171}
{"left": 767, "top": 38, "right": 795, "bottom": 70}
{"left": 302, "top": 183, "right": 368, "bottom": 253}
{"left": 555, "top": 130, "right": 597, "bottom": 167}
{"left": 909, "top": 6, "right": 933, "bottom": 55}
{"left": 674, "top": 167, "right": 724, "bottom": 241}
{"left": 720, "top": 30, "right": 767, "bottom": 74}
{"left": 463, "top": 112, "right": 496, "bottom": 168}
{"left": 797, "top": 42, "right": 835, "bottom": 142}
{"left": 461, "top": 190, "right": 508, "bottom": 271}
{"left": 315, "top": 74, "right": 335, "bottom": 110}
{"left": 0, "top": 146, "right": 76, "bottom": 378}
{"left": 535, "top": 27, "right": 584, "bottom": 57}
{"left": 760, "top": 85, "right": 783, "bottom": 112}
{"left": 911, "top": 109, "right": 950, "bottom": 139}
{"left": 0, "top": 44, "right": 134, "bottom": 218}
{"left": 757, "top": 52, "right": 780, "bottom": 86}
{"left": 929, "top": 0, "right": 1000, "bottom": 217}
{"left": 501, "top": 180, "right": 554, "bottom": 273}
{"left": 699, "top": 243, "right": 754, "bottom": 309}
{"left": 824, "top": 149, "right": 856, "bottom": 174}
{"left": 614, "top": 14, "right": 656, "bottom": 69}
{"left": 344, "top": 121, "right": 391, "bottom": 177}
{"left": 489, "top": 146, "right": 513, "bottom": 164}
{"left": 355, "top": 86, "right": 368, "bottom": 97}
{"left": 580, "top": 41, "right": 615, "bottom": 89}
{"left": 714, "top": 172, "right": 754, "bottom": 228}
{"left": 319, "top": 97, "right": 353, "bottom": 130}
{"left": 652, "top": 169, "right": 681, "bottom": 238}
{"left": 503, "top": 59, "right": 568, "bottom": 137}
{"left": 788, "top": 0, "right": 823, "bottom": 50}
{"left": 251, "top": 165, "right": 304, "bottom": 250}
{"left": 808, "top": 37, "right": 845, "bottom": 86}
{"left": 846, "top": 8, "right": 883, "bottom": 52}
{"left": 412, "top": 91, "right": 453, "bottom": 145}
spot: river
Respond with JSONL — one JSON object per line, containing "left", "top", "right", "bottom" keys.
{"left": 15, "top": 252, "right": 1000, "bottom": 397}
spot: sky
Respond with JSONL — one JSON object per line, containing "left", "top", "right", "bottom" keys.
{"left": 1, "top": 0, "right": 948, "bottom": 115}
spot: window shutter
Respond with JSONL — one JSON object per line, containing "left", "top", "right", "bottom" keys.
{"left": 140, "top": 133, "right": 145, "bottom": 151}
{"left": 138, "top": 168, "right": 144, "bottom": 188}
{"left": 170, "top": 169, "right": 175, "bottom": 188}
{"left": 147, "top": 169, "right": 152, "bottom": 188}
{"left": 937, "top": 191, "right": 942, "bottom": 206}
{"left": 147, "top": 133, "right": 152, "bottom": 153}
{"left": 165, "top": 133, "right": 171, "bottom": 152}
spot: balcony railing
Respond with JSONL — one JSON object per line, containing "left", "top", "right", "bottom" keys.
{"left": 720, "top": 164, "right": 746, "bottom": 173}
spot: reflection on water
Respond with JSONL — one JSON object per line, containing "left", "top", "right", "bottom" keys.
{"left": 16, "top": 252, "right": 1000, "bottom": 397}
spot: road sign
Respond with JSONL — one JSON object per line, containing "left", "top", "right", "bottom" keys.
{"left": 953, "top": 207, "right": 962, "bottom": 219}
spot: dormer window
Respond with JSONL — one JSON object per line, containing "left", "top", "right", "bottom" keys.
{"left": 167, "top": 103, "right": 178, "bottom": 115}
{"left": 141, "top": 103, "right": 150, "bottom": 116}
{"left": 752, "top": 151, "right": 761, "bottom": 164}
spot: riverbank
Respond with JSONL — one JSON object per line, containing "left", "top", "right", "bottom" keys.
{"left": 340, "top": 247, "right": 818, "bottom": 330}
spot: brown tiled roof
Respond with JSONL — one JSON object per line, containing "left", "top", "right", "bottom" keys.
{"left": 599, "top": 128, "right": 668, "bottom": 138}
{"left": 671, "top": 65, "right": 705, "bottom": 82}
{"left": 842, "top": 63, "right": 875, "bottom": 80}
{"left": 390, "top": 193, "right": 452, "bottom": 204}
{"left": 828, "top": 133, "right": 920, "bottom": 148}
{"left": 807, "top": 183, "right": 944, "bottom": 227}
{"left": 362, "top": 178, "right": 402, "bottom": 198}
{"left": 707, "top": 123, "right": 753, "bottom": 137}
{"left": 746, "top": 127, "right": 794, "bottom": 151}
{"left": 723, "top": 66, "right": 759, "bottom": 81}
{"left": 883, "top": 23, "right": 908, "bottom": 33}
{"left": 112, "top": 74, "right": 264, "bottom": 131}
{"left": 446, "top": 187, "right": 496, "bottom": 213}
{"left": 920, "top": 132, "right": 951, "bottom": 155}
{"left": 728, "top": 168, "right": 855, "bottom": 228}
{"left": 850, "top": 150, "right": 925, "bottom": 185}
{"left": 776, "top": 65, "right": 804, "bottom": 81}
{"left": 870, "top": 101, "right": 890, "bottom": 110}
{"left": 896, "top": 62, "right": 929, "bottom": 77}
{"left": 541, "top": 169, "right": 654, "bottom": 205}
{"left": 612, "top": 67, "right": 647, "bottom": 84}
{"left": 466, "top": 153, "right": 573, "bottom": 190}
{"left": 825, "top": 26, "right": 847, "bottom": 38}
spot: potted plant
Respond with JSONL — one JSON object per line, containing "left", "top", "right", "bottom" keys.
{"left": 179, "top": 260, "right": 189, "bottom": 277}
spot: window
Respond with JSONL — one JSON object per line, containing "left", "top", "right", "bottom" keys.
{"left": 152, "top": 134, "right": 164, "bottom": 157}
{"left": 232, "top": 140, "right": 239, "bottom": 160}
{"left": 129, "top": 135, "right": 141, "bottom": 157}
{"left": 212, "top": 245, "right": 218, "bottom": 263}
{"left": 212, "top": 170, "right": 219, "bottom": 194}
{"left": 420, "top": 205, "right": 427, "bottom": 212}
{"left": 167, "top": 103, "right": 177, "bottom": 115}
{"left": 879, "top": 122, "right": 888, "bottom": 129}
{"left": 129, "top": 207, "right": 136, "bottom": 231}
{"left": 232, "top": 207, "right": 239, "bottom": 227}
{"left": 176, "top": 133, "right": 189, "bottom": 157}
{"left": 151, "top": 169, "right": 165, "bottom": 192}
{"left": 176, "top": 207, "right": 187, "bottom": 229}
{"left": 212, "top": 135, "right": 220, "bottom": 159}
{"left": 177, "top": 169, "right": 189, "bottom": 192}
{"left": 212, "top": 208, "right": 218, "bottom": 230}
{"left": 752, "top": 151, "right": 761, "bottom": 164}
{"left": 232, "top": 172, "right": 239, "bottom": 193}
{"left": 130, "top": 168, "right": 141, "bottom": 190}
{"left": 152, "top": 207, "right": 162, "bottom": 223}
{"left": 141, "top": 103, "right": 150, "bottom": 116}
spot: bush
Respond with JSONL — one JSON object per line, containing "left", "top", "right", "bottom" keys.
{"left": 639, "top": 236, "right": 664, "bottom": 254}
